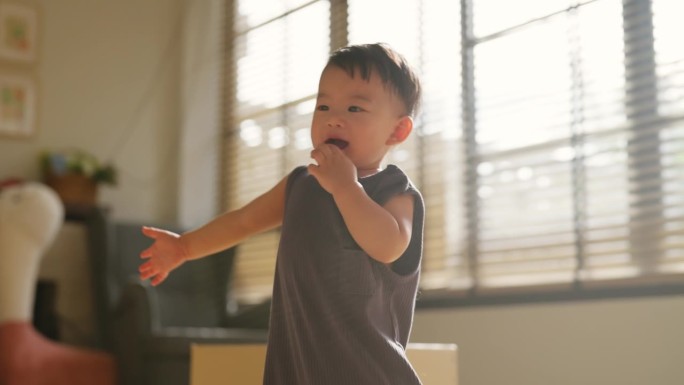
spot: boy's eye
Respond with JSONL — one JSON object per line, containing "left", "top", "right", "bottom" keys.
{"left": 316, "top": 105, "right": 329, "bottom": 111}
{"left": 348, "top": 106, "right": 363, "bottom": 112}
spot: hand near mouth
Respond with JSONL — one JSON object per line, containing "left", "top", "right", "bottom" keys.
{"left": 308, "top": 142, "right": 359, "bottom": 195}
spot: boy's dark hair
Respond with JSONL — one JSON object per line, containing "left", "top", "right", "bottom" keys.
{"left": 326, "top": 43, "right": 422, "bottom": 116}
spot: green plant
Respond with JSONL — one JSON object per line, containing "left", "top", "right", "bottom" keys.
{"left": 40, "top": 149, "right": 118, "bottom": 186}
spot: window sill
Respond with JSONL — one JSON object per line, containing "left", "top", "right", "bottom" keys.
{"left": 416, "top": 279, "right": 684, "bottom": 309}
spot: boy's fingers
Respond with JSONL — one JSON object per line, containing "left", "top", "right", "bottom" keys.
{"left": 141, "top": 226, "right": 160, "bottom": 239}
{"left": 311, "top": 146, "right": 330, "bottom": 162}
{"left": 318, "top": 144, "right": 336, "bottom": 158}
{"left": 140, "top": 247, "right": 153, "bottom": 259}
{"left": 326, "top": 144, "right": 341, "bottom": 155}
{"left": 308, "top": 164, "right": 325, "bottom": 182}
{"left": 310, "top": 149, "right": 319, "bottom": 163}
{"left": 151, "top": 273, "right": 167, "bottom": 286}
{"left": 139, "top": 266, "right": 153, "bottom": 280}
{"left": 139, "top": 261, "right": 152, "bottom": 272}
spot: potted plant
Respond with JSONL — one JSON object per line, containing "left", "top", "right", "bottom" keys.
{"left": 40, "top": 149, "right": 117, "bottom": 208}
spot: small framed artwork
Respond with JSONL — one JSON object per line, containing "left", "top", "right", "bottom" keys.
{"left": 0, "top": 3, "right": 38, "bottom": 63}
{"left": 0, "top": 73, "right": 36, "bottom": 138}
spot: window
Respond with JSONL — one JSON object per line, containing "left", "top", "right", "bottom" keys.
{"left": 224, "top": 0, "right": 684, "bottom": 305}
{"left": 223, "top": 0, "right": 330, "bottom": 303}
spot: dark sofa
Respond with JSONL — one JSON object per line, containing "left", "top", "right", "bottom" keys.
{"left": 84, "top": 207, "right": 269, "bottom": 385}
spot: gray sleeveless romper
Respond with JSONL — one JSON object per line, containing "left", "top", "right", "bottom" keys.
{"left": 263, "top": 165, "right": 424, "bottom": 384}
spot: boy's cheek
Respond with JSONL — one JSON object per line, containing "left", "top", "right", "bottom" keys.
{"left": 308, "top": 132, "right": 320, "bottom": 149}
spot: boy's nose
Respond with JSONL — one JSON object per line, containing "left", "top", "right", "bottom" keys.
{"left": 326, "top": 115, "right": 343, "bottom": 127}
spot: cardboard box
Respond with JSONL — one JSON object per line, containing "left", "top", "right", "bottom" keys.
{"left": 191, "top": 343, "right": 457, "bottom": 385}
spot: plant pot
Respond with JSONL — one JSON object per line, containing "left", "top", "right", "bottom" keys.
{"left": 45, "top": 173, "right": 98, "bottom": 207}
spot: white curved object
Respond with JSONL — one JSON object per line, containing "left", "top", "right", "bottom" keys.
{"left": 0, "top": 182, "right": 64, "bottom": 323}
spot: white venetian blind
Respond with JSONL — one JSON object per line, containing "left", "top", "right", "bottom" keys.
{"left": 347, "top": 0, "right": 468, "bottom": 292}
{"left": 649, "top": 0, "right": 684, "bottom": 275}
{"left": 471, "top": 0, "right": 684, "bottom": 292}
{"left": 223, "top": 0, "right": 684, "bottom": 304}
{"left": 225, "top": 0, "right": 330, "bottom": 303}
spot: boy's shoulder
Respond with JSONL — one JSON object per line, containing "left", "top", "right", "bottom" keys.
{"left": 362, "top": 164, "right": 423, "bottom": 206}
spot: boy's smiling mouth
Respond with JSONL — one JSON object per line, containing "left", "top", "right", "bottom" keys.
{"left": 325, "top": 138, "right": 349, "bottom": 149}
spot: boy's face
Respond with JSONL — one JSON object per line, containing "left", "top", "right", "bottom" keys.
{"left": 311, "top": 65, "right": 411, "bottom": 176}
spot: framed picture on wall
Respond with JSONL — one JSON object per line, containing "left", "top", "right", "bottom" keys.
{"left": 0, "top": 72, "right": 36, "bottom": 138}
{"left": 0, "top": 3, "right": 38, "bottom": 63}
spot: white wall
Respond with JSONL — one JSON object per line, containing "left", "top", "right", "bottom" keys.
{"left": 0, "top": 0, "right": 185, "bottom": 223}
{"left": 178, "top": 0, "right": 224, "bottom": 229}
{"left": 411, "top": 295, "right": 684, "bottom": 385}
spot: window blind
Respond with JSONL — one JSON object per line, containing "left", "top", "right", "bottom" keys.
{"left": 347, "top": 0, "right": 469, "bottom": 292}
{"left": 223, "top": 0, "right": 684, "bottom": 305}
{"left": 224, "top": 0, "right": 330, "bottom": 303}
{"left": 469, "top": 0, "right": 684, "bottom": 293}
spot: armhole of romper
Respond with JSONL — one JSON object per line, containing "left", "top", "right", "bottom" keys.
{"left": 373, "top": 166, "right": 425, "bottom": 277}
{"left": 390, "top": 186, "right": 424, "bottom": 276}
{"left": 285, "top": 166, "right": 308, "bottom": 200}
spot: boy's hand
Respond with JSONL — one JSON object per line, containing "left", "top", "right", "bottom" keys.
{"left": 308, "top": 143, "right": 359, "bottom": 195}
{"left": 139, "top": 226, "right": 189, "bottom": 286}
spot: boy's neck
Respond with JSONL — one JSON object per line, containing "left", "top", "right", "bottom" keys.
{"left": 357, "top": 167, "right": 384, "bottom": 178}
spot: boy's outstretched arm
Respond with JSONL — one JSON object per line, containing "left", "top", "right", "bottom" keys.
{"left": 139, "top": 175, "right": 289, "bottom": 286}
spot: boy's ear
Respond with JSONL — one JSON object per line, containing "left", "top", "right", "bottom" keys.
{"left": 386, "top": 116, "right": 413, "bottom": 145}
